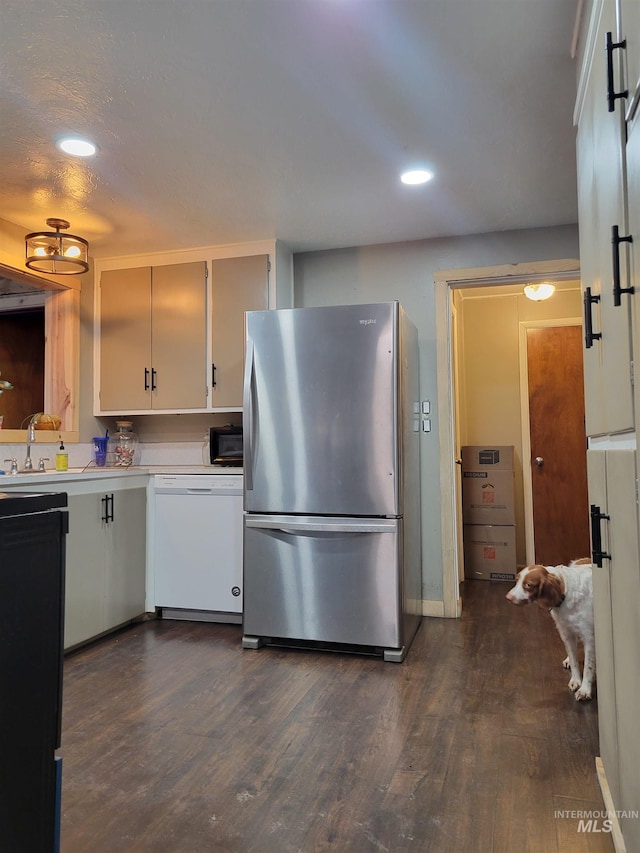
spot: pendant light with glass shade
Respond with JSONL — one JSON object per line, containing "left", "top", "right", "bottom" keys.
{"left": 523, "top": 282, "right": 555, "bottom": 301}
{"left": 25, "top": 218, "right": 89, "bottom": 275}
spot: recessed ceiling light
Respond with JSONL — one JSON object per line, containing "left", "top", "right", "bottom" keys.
{"left": 56, "top": 136, "right": 97, "bottom": 157}
{"left": 400, "top": 168, "right": 434, "bottom": 185}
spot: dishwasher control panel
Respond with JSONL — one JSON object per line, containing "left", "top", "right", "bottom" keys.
{"left": 154, "top": 474, "right": 243, "bottom": 494}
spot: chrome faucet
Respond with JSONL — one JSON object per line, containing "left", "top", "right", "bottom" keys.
{"left": 24, "top": 419, "right": 36, "bottom": 470}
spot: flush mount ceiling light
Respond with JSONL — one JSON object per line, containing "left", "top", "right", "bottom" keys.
{"left": 56, "top": 136, "right": 97, "bottom": 157}
{"left": 25, "top": 218, "right": 89, "bottom": 275}
{"left": 400, "top": 168, "right": 434, "bottom": 185}
{"left": 523, "top": 282, "right": 556, "bottom": 301}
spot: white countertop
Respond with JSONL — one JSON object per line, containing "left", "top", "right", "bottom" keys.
{"left": 0, "top": 464, "right": 242, "bottom": 487}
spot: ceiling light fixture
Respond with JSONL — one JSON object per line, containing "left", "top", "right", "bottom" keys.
{"left": 25, "top": 218, "right": 89, "bottom": 275}
{"left": 400, "top": 168, "right": 434, "bottom": 185}
{"left": 523, "top": 282, "right": 556, "bottom": 301}
{"left": 56, "top": 136, "right": 97, "bottom": 157}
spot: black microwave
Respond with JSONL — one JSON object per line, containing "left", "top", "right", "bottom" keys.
{"left": 210, "top": 426, "right": 243, "bottom": 466}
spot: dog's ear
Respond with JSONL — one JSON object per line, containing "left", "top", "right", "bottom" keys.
{"left": 536, "top": 572, "right": 565, "bottom": 608}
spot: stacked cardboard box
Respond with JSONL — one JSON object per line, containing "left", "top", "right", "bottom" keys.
{"left": 462, "top": 446, "right": 516, "bottom": 582}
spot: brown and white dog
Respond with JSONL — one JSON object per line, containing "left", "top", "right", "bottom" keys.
{"left": 505, "top": 558, "right": 595, "bottom": 701}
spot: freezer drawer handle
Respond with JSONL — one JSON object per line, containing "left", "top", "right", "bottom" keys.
{"left": 611, "top": 225, "right": 634, "bottom": 306}
{"left": 590, "top": 503, "right": 611, "bottom": 567}
{"left": 606, "top": 31, "right": 627, "bottom": 113}
{"left": 583, "top": 287, "right": 601, "bottom": 349}
{"left": 245, "top": 518, "right": 396, "bottom": 533}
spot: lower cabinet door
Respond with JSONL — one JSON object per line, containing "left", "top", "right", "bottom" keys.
{"left": 587, "top": 448, "right": 640, "bottom": 851}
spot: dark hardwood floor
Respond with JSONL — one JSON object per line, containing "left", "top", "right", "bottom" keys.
{"left": 60, "top": 580, "right": 613, "bottom": 852}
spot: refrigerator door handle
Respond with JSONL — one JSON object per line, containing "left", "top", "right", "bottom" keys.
{"left": 245, "top": 517, "right": 396, "bottom": 534}
{"left": 243, "top": 339, "right": 255, "bottom": 491}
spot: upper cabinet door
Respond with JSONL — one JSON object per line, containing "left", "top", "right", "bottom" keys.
{"left": 210, "top": 254, "right": 269, "bottom": 409}
{"left": 621, "top": 0, "right": 640, "bottom": 121}
{"left": 98, "top": 262, "right": 207, "bottom": 413}
{"left": 151, "top": 262, "right": 207, "bottom": 410}
{"left": 100, "top": 267, "right": 152, "bottom": 412}
{"left": 577, "top": 0, "right": 634, "bottom": 436}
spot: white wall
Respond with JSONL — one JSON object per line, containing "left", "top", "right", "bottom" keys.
{"left": 293, "top": 224, "right": 580, "bottom": 605}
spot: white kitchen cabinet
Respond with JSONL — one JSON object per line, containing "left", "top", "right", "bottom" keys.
{"left": 209, "top": 254, "right": 269, "bottom": 409}
{"left": 99, "top": 262, "right": 207, "bottom": 413}
{"left": 4, "top": 476, "right": 147, "bottom": 649}
{"left": 587, "top": 449, "right": 640, "bottom": 851}
{"left": 576, "top": 2, "right": 640, "bottom": 847}
{"left": 65, "top": 479, "right": 147, "bottom": 648}
{"left": 577, "top": 0, "right": 633, "bottom": 436}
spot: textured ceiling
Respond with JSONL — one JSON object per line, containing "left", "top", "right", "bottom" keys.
{"left": 0, "top": 0, "right": 580, "bottom": 259}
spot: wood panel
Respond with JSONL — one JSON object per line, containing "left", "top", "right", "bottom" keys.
{"left": 527, "top": 325, "right": 590, "bottom": 564}
{"left": 60, "top": 580, "right": 613, "bottom": 852}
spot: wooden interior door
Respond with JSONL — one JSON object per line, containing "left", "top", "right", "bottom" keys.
{"left": 527, "top": 325, "right": 590, "bottom": 565}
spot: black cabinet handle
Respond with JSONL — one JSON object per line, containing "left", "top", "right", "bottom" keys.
{"left": 606, "top": 31, "right": 628, "bottom": 112}
{"left": 212, "top": 363, "right": 217, "bottom": 388}
{"left": 612, "top": 225, "right": 634, "bottom": 306}
{"left": 144, "top": 367, "right": 150, "bottom": 391}
{"left": 590, "top": 504, "right": 611, "bottom": 567}
{"left": 151, "top": 368, "right": 157, "bottom": 391}
{"left": 583, "top": 287, "right": 602, "bottom": 349}
{"left": 101, "top": 493, "right": 115, "bottom": 524}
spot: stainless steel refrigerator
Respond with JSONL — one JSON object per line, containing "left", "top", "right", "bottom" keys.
{"left": 242, "top": 301, "right": 422, "bottom": 661}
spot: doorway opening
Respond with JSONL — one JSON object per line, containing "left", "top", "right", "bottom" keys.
{"left": 434, "top": 259, "right": 586, "bottom": 617}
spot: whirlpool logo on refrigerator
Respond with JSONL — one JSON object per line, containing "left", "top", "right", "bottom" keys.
{"left": 359, "top": 318, "right": 377, "bottom": 326}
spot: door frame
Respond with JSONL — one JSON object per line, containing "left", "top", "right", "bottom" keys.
{"left": 434, "top": 258, "right": 580, "bottom": 618}
{"left": 518, "top": 318, "right": 582, "bottom": 565}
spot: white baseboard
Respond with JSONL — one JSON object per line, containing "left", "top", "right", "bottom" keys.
{"left": 421, "top": 599, "right": 445, "bottom": 618}
{"left": 596, "top": 756, "right": 627, "bottom": 852}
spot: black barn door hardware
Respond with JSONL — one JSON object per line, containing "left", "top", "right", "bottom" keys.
{"left": 583, "top": 287, "right": 602, "bottom": 349}
{"left": 612, "top": 225, "right": 634, "bottom": 306}
{"left": 590, "top": 504, "right": 611, "bottom": 567}
{"left": 606, "top": 31, "right": 628, "bottom": 112}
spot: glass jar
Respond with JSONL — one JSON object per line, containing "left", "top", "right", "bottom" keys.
{"left": 111, "top": 420, "right": 138, "bottom": 467}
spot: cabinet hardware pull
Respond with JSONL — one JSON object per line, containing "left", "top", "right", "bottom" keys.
{"left": 151, "top": 368, "right": 157, "bottom": 391}
{"left": 107, "top": 493, "right": 114, "bottom": 523}
{"left": 144, "top": 367, "right": 150, "bottom": 391}
{"left": 606, "top": 31, "right": 628, "bottom": 112}
{"left": 612, "top": 225, "right": 634, "bottom": 306}
{"left": 590, "top": 503, "right": 611, "bottom": 567}
{"left": 583, "top": 287, "right": 602, "bottom": 349}
{"left": 101, "top": 494, "right": 109, "bottom": 523}
{"left": 212, "top": 363, "right": 217, "bottom": 388}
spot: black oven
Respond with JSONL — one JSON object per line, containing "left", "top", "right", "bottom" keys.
{"left": 210, "top": 426, "right": 243, "bottom": 466}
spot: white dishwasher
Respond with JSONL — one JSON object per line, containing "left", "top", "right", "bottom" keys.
{"left": 153, "top": 473, "right": 243, "bottom": 622}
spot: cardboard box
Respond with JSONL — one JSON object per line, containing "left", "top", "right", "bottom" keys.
{"left": 463, "top": 524, "right": 517, "bottom": 582}
{"left": 461, "top": 446, "right": 515, "bottom": 525}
